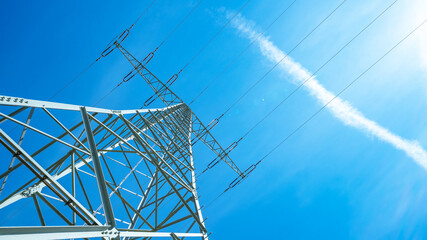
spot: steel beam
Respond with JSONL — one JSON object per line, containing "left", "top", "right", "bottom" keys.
{"left": 188, "top": 112, "right": 209, "bottom": 240}
{"left": 0, "top": 226, "right": 204, "bottom": 239}
{"left": 0, "top": 103, "right": 182, "bottom": 210}
{"left": 0, "top": 95, "right": 162, "bottom": 115}
{"left": 0, "top": 129, "right": 101, "bottom": 225}
{"left": 80, "top": 107, "right": 116, "bottom": 228}
{"left": 120, "top": 115, "right": 207, "bottom": 233}
{"left": 0, "top": 94, "right": 212, "bottom": 237}
{"left": 0, "top": 226, "right": 113, "bottom": 240}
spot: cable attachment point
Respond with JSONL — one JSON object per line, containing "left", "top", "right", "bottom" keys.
{"left": 21, "top": 185, "right": 43, "bottom": 197}
{"left": 117, "top": 29, "right": 130, "bottom": 44}
{"left": 205, "top": 158, "right": 221, "bottom": 171}
{"left": 207, "top": 118, "right": 219, "bottom": 131}
{"left": 228, "top": 175, "right": 243, "bottom": 189}
{"left": 101, "top": 29, "right": 130, "bottom": 57}
{"left": 202, "top": 141, "right": 239, "bottom": 173}
{"left": 228, "top": 164, "right": 256, "bottom": 189}
{"left": 123, "top": 63, "right": 142, "bottom": 83}
{"left": 224, "top": 141, "right": 238, "bottom": 154}
{"left": 144, "top": 74, "right": 173, "bottom": 107}
{"left": 166, "top": 73, "right": 179, "bottom": 86}
{"left": 123, "top": 70, "right": 138, "bottom": 83}
{"left": 242, "top": 164, "right": 256, "bottom": 177}
{"left": 121, "top": 50, "right": 156, "bottom": 86}
{"left": 144, "top": 94, "right": 157, "bottom": 107}
{"left": 205, "top": 113, "right": 225, "bottom": 132}
{"left": 143, "top": 51, "right": 155, "bottom": 65}
{"left": 192, "top": 113, "right": 225, "bottom": 145}
{"left": 217, "top": 113, "right": 225, "bottom": 121}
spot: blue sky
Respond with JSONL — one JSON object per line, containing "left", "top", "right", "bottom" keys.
{"left": 1, "top": 0, "right": 427, "bottom": 239}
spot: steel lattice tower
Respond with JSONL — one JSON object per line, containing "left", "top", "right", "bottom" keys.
{"left": 0, "top": 43, "right": 243, "bottom": 239}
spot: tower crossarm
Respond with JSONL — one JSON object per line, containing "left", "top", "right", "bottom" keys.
{"left": 116, "top": 43, "right": 244, "bottom": 176}
{"left": 0, "top": 97, "right": 184, "bottom": 210}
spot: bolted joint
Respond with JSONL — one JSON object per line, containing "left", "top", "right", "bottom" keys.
{"left": 64, "top": 198, "right": 73, "bottom": 206}
{"left": 21, "top": 185, "right": 43, "bottom": 198}
{"left": 101, "top": 228, "right": 119, "bottom": 239}
{"left": 13, "top": 150, "right": 21, "bottom": 158}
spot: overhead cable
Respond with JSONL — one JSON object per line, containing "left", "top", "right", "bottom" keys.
{"left": 50, "top": 0, "right": 157, "bottom": 101}
{"left": 203, "top": 3, "right": 425, "bottom": 213}
{"left": 189, "top": 0, "right": 298, "bottom": 106}
{"left": 142, "top": 0, "right": 251, "bottom": 107}
{"left": 96, "top": 0, "right": 205, "bottom": 106}
{"left": 201, "top": 0, "right": 399, "bottom": 174}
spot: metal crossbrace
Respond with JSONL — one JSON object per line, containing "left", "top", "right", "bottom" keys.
{"left": 116, "top": 43, "right": 243, "bottom": 177}
{"left": 0, "top": 95, "right": 209, "bottom": 239}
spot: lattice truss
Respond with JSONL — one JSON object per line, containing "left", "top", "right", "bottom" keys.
{"left": 0, "top": 44, "right": 243, "bottom": 240}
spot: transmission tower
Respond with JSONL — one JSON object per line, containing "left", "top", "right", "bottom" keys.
{"left": 0, "top": 43, "right": 243, "bottom": 239}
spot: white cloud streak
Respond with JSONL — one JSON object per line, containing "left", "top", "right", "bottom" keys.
{"left": 228, "top": 13, "right": 427, "bottom": 170}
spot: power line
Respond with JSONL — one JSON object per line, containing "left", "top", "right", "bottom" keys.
{"left": 178, "top": 1, "right": 251, "bottom": 74}
{"left": 96, "top": 0, "right": 251, "bottom": 107}
{"left": 189, "top": 0, "right": 298, "bottom": 106}
{"left": 49, "top": 0, "right": 157, "bottom": 102}
{"left": 94, "top": 0, "right": 204, "bottom": 107}
{"left": 256, "top": 17, "right": 427, "bottom": 173}
{"left": 129, "top": 0, "right": 158, "bottom": 30}
{"left": 221, "top": 0, "right": 349, "bottom": 119}
{"left": 200, "top": 0, "right": 347, "bottom": 136}
{"left": 6, "top": 1, "right": 157, "bottom": 135}
{"left": 199, "top": 0, "right": 398, "bottom": 210}
{"left": 94, "top": 84, "right": 122, "bottom": 107}
{"left": 203, "top": 11, "right": 427, "bottom": 214}
{"left": 201, "top": 0, "right": 400, "bottom": 174}
{"left": 0, "top": 201, "right": 31, "bottom": 226}
{"left": 142, "top": 0, "right": 251, "bottom": 107}
{"left": 151, "top": 0, "right": 204, "bottom": 57}
{"left": 201, "top": 0, "right": 350, "bottom": 173}
{"left": 126, "top": 0, "right": 205, "bottom": 71}
{"left": 2, "top": 2, "right": 159, "bottom": 202}
{"left": 48, "top": 58, "right": 101, "bottom": 101}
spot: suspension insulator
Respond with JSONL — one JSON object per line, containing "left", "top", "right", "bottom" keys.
{"left": 243, "top": 164, "right": 256, "bottom": 176}
{"left": 143, "top": 52, "right": 154, "bottom": 65}
{"left": 229, "top": 175, "right": 243, "bottom": 189}
{"left": 167, "top": 74, "right": 179, "bottom": 86}
{"left": 101, "top": 29, "right": 130, "bottom": 57}
{"left": 207, "top": 118, "right": 219, "bottom": 130}
{"left": 144, "top": 95, "right": 156, "bottom": 107}
{"left": 225, "top": 141, "right": 238, "bottom": 154}
{"left": 207, "top": 157, "right": 220, "bottom": 169}
{"left": 123, "top": 68, "right": 139, "bottom": 82}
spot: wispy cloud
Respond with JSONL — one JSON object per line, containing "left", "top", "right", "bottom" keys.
{"left": 228, "top": 13, "right": 427, "bottom": 170}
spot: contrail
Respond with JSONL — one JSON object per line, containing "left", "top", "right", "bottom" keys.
{"left": 228, "top": 13, "right": 427, "bottom": 170}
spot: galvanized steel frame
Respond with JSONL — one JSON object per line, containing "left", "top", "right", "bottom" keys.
{"left": 0, "top": 96, "right": 213, "bottom": 239}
